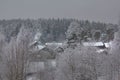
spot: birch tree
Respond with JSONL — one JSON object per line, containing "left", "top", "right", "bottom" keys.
{"left": 3, "top": 26, "right": 33, "bottom": 80}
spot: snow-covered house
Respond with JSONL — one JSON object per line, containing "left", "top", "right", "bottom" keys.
{"left": 82, "top": 42, "right": 110, "bottom": 53}
{"left": 27, "top": 41, "right": 57, "bottom": 80}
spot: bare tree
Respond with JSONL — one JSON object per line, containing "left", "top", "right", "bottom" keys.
{"left": 0, "top": 33, "right": 6, "bottom": 80}
{"left": 3, "top": 26, "right": 33, "bottom": 80}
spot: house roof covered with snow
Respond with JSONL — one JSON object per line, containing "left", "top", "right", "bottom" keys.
{"left": 83, "top": 42, "right": 104, "bottom": 47}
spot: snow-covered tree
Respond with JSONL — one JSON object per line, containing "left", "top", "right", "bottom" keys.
{"left": 0, "top": 33, "right": 6, "bottom": 54}
{"left": 107, "top": 26, "right": 120, "bottom": 80}
{"left": 3, "top": 26, "right": 33, "bottom": 80}
{"left": 92, "top": 30, "right": 101, "bottom": 41}
{"left": 66, "top": 22, "right": 84, "bottom": 48}
{"left": 66, "top": 21, "right": 83, "bottom": 41}
{"left": 56, "top": 46, "right": 100, "bottom": 80}
{"left": 0, "top": 33, "right": 6, "bottom": 80}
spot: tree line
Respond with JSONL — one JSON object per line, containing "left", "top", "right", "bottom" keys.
{"left": 0, "top": 18, "right": 118, "bottom": 43}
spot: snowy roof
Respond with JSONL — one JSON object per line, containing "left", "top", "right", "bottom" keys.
{"left": 45, "top": 42, "right": 63, "bottom": 46}
{"left": 104, "top": 43, "right": 110, "bottom": 48}
{"left": 83, "top": 42, "right": 104, "bottom": 47}
{"left": 45, "top": 42, "right": 63, "bottom": 50}
{"left": 29, "top": 41, "right": 38, "bottom": 47}
{"left": 37, "top": 45, "right": 46, "bottom": 50}
{"left": 29, "top": 40, "right": 45, "bottom": 50}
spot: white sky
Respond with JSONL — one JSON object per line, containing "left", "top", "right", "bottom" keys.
{"left": 0, "top": 0, "right": 120, "bottom": 24}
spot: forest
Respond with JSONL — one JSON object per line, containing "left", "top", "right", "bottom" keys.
{"left": 0, "top": 19, "right": 118, "bottom": 43}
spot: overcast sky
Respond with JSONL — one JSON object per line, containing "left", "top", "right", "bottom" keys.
{"left": 0, "top": 0, "right": 120, "bottom": 24}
